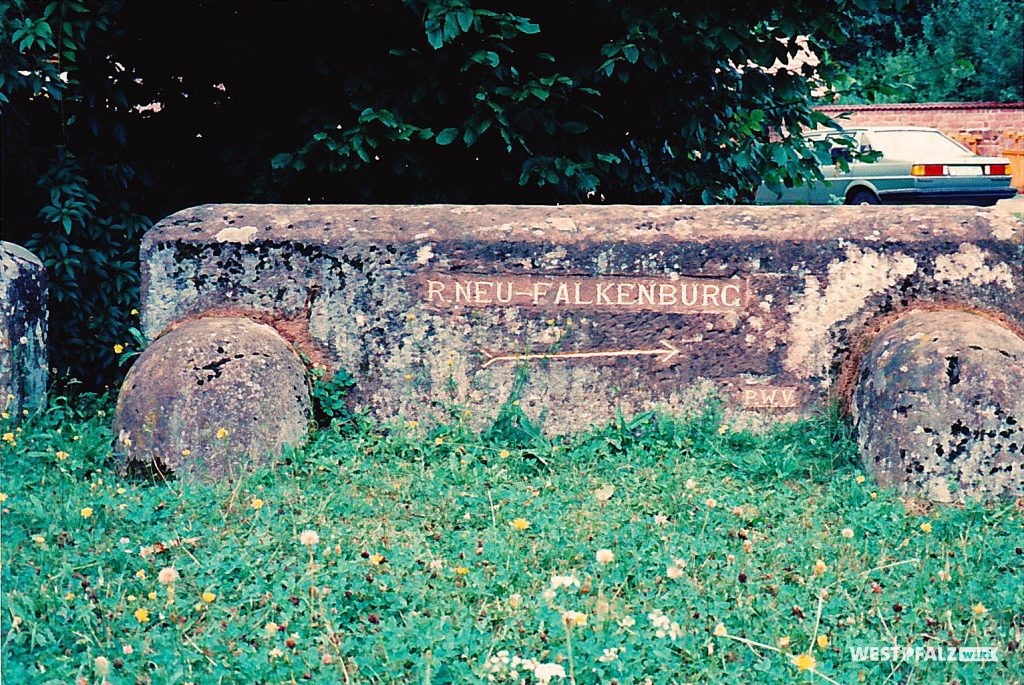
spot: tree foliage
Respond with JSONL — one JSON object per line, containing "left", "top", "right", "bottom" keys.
{"left": 4, "top": 0, "right": 916, "bottom": 386}
{"left": 834, "top": 0, "right": 1023, "bottom": 103}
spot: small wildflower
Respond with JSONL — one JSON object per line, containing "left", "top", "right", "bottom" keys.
{"left": 508, "top": 593, "right": 522, "bottom": 609}
{"left": 598, "top": 647, "right": 620, "bottom": 663}
{"left": 813, "top": 559, "right": 827, "bottom": 576}
{"left": 157, "top": 567, "right": 179, "bottom": 585}
{"left": 562, "top": 610, "right": 587, "bottom": 627}
{"left": 80, "top": 507, "right": 94, "bottom": 518}
{"left": 778, "top": 636, "right": 791, "bottom": 648}
{"left": 433, "top": 436, "right": 443, "bottom": 445}
{"left": 454, "top": 566, "right": 469, "bottom": 576}
{"left": 94, "top": 656, "right": 111, "bottom": 677}
{"left": 666, "top": 562, "right": 684, "bottom": 579}
{"left": 498, "top": 449, "right": 510, "bottom": 458}
{"left": 792, "top": 653, "right": 816, "bottom": 671}
{"left": 32, "top": 534, "right": 45, "bottom": 544}
{"left": 56, "top": 450, "right": 69, "bottom": 461}
{"left": 369, "top": 553, "right": 385, "bottom": 565}
{"left": 216, "top": 427, "right": 229, "bottom": 439}
{"left": 841, "top": 528, "right": 855, "bottom": 538}
{"left": 742, "top": 540, "right": 754, "bottom": 553}
{"left": 596, "top": 549, "right": 614, "bottom": 564}
{"left": 202, "top": 591, "right": 216, "bottom": 603}
{"left": 705, "top": 498, "right": 717, "bottom": 508}
{"left": 550, "top": 574, "right": 579, "bottom": 590}
{"left": 251, "top": 498, "right": 264, "bottom": 510}
{"left": 64, "top": 592, "right": 75, "bottom": 601}
{"left": 870, "top": 492, "right": 878, "bottom": 500}
{"left": 181, "top": 449, "right": 191, "bottom": 457}
{"left": 653, "top": 514, "right": 669, "bottom": 525}
{"left": 147, "top": 591, "right": 157, "bottom": 600}
{"left": 594, "top": 484, "right": 615, "bottom": 503}
{"left": 269, "top": 647, "right": 284, "bottom": 659}
{"left": 3, "top": 432, "right": 16, "bottom": 445}
{"left": 920, "top": 522, "right": 932, "bottom": 533}
{"left": 685, "top": 478, "right": 697, "bottom": 490}
{"left": 113, "top": 344, "right": 124, "bottom": 354}
{"left": 122, "top": 645, "right": 134, "bottom": 655}
{"left": 264, "top": 621, "right": 279, "bottom": 637}
{"left": 135, "top": 570, "right": 147, "bottom": 580}
{"left": 131, "top": 309, "right": 139, "bottom": 315}
{"left": 510, "top": 517, "right": 530, "bottom": 531}
{"left": 618, "top": 615, "right": 636, "bottom": 628}
{"left": 134, "top": 608, "right": 150, "bottom": 623}
{"left": 299, "top": 530, "right": 320, "bottom": 546}
{"left": 321, "top": 653, "right": 334, "bottom": 665}
{"left": 717, "top": 424, "right": 729, "bottom": 435}
{"left": 855, "top": 475, "right": 866, "bottom": 484}
{"left": 533, "top": 663, "right": 566, "bottom": 684}
{"left": 713, "top": 623, "right": 727, "bottom": 637}
{"left": 972, "top": 603, "right": 987, "bottom": 616}
{"left": 428, "top": 558, "right": 443, "bottom": 570}
{"left": 938, "top": 570, "right": 951, "bottom": 581}
{"left": 817, "top": 635, "right": 829, "bottom": 649}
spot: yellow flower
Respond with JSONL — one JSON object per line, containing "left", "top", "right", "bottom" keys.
{"left": 148, "top": 591, "right": 158, "bottom": 601}
{"left": 113, "top": 344, "right": 124, "bottom": 354}
{"left": 131, "top": 308, "right": 139, "bottom": 315}
{"left": 817, "top": 635, "right": 829, "bottom": 649}
{"left": 454, "top": 566, "right": 469, "bottom": 576}
{"left": 265, "top": 621, "right": 279, "bottom": 637}
{"left": 498, "top": 449, "right": 510, "bottom": 458}
{"left": 202, "top": 591, "right": 216, "bottom": 603}
{"left": 562, "top": 610, "right": 587, "bottom": 627}
{"left": 855, "top": 475, "right": 866, "bottom": 484}
{"left": 869, "top": 492, "right": 878, "bottom": 500}
{"left": 216, "top": 427, "right": 229, "bottom": 439}
{"left": 32, "top": 534, "right": 44, "bottom": 545}
{"left": 80, "top": 507, "right": 94, "bottom": 518}
{"left": 510, "top": 518, "right": 530, "bottom": 531}
{"left": 717, "top": 424, "right": 729, "bottom": 435}
{"left": 0, "top": 492, "right": 8, "bottom": 502}
{"left": 134, "top": 607, "right": 150, "bottom": 623}
{"left": 64, "top": 592, "right": 75, "bottom": 601}
{"left": 792, "top": 653, "right": 817, "bottom": 671}
{"left": 369, "top": 554, "right": 385, "bottom": 566}
{"left": 813, "top": 559, "right": 827, "bottom": 576}
{"left": 713, "top": 623, "right": 727, "bottom": 637}
{"left": 135, "top": 570, "right": 147, "bottom": 580}
{"left": 972, "top": 603, "right": 987, "bottom": 616}
{"left": 181, "top": 449, "right": 191, "bottom": 457}
{"left": 778, "top": 636, "right": 791, "bottom": 648}
{"left": 2, "top": 433, "right": 15, "bottom": 445}
{"left": 920, "top": 522, "right": 932, "bottom": 533}
{"left": 251, "top": 498, "right": 264, "bottom": 510}
{"left": 433, "top": 436, "right": 443, "bottom": 445}
{"left": 56, "top": 450, "right": 69, "bottom": 461}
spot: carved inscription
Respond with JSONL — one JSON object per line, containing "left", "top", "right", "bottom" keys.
{"left": 416, "top": 273, "right": 747, "bottom": 313}
{"left": 740, "top": 386, "right": 800, "bottom": 409}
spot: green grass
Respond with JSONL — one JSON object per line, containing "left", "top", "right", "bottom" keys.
{"left": 1, "top": 392, "right": 1022, "bottom": 684}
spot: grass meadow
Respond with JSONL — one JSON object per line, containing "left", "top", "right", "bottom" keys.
{"left": 1, "top": 387, "right": 1022, "bottom": 684}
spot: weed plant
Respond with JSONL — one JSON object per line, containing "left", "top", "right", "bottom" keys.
{"left": 1, "top": 391, "right": 1021, "bottom": 684}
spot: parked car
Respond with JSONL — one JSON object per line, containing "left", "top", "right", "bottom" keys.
{"left": 756, "top": 126, "right": 1018, "bottom": 206}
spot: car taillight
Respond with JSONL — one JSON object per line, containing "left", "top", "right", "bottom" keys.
{"left": 984, "top": 164, "right": 1009, "bottom": 175}
{"left": 911, "top": 164, "right": 945, "bottom": 176}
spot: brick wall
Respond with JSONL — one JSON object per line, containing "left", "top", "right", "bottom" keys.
{"left": 815, "top": 102, "right": 1024, "bottom": 156}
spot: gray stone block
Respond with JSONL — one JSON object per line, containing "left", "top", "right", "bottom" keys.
{"left": 1, "top": 241, "right": 48, "bottom": 419}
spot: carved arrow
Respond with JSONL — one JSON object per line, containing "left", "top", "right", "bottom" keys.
{"left": 479, "top": 338, "right": 701, "bottom": 369}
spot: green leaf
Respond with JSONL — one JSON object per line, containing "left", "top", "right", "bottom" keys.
{"left": 456, "top": 10, "right": 474, "bottom": 32}
{"left": 623, "top": 44, "right": 639, "bottom": 64}
{"left": 435, "top": 128, "right": 459, "bottom": 145}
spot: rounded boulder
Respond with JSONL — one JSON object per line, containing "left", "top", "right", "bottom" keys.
{"left": 114, "top": 317, "right": 311, "bottom": 481}
{"left": 852, "top": 310, "right": 1024, "bottom": 502}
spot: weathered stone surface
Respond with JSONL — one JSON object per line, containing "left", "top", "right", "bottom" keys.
{"left": 1, "top": 241, "right": 48, "bottom": 418}
{"left": 139, "top": 204, "right": 1023, "bottom": 434}
{"left": 852, "top": 310, "right": 1024, "bottom": 502}
{"left": 113, "top": 317, "right": 310, "bottom": 481}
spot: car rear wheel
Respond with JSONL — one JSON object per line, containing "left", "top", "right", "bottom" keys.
{"left": 847, "top": 190, "right": 880, "bottom": 205}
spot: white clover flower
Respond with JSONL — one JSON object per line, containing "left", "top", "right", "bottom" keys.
{"left": 596, "top": 549, "right": 614, "bottom": 564}
{"left": 534, "top": 662, "right": 566, "bottom": 684}
{"left": 549, "top": 574, "right": 579, "bottom": 590}
{"left": 598, "top": 647, "right": 620, "bottom": 663}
